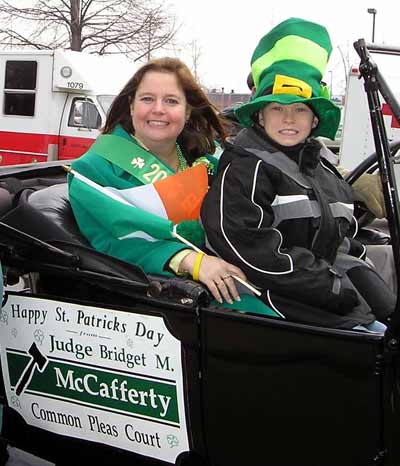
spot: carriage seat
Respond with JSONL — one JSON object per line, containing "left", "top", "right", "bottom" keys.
{"left": 2, "top": 183, "right": 90, "bottom": 247}
{"left": 1, "top": 181, "right": 210, "bottom": 303}
{"left": 0, "top": 187, "right": 12, "bottom": 217}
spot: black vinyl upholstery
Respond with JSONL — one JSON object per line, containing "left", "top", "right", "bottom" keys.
{"left": 2, "top": 183, "right": 90, "bottom": 246}
{"left": 0, "top": 187, "right": 12, "bottom": 217}
{"left": 28, "top": 183, "right": 90, "bottom": 245}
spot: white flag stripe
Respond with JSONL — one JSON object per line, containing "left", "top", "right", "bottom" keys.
{"left": 72, "top": 169, "right": 168, "bottom": 219}
{"left": 71, "top": 170, "right": 131, "bottom": 206}
{"left": 106, "top": 184, "right": 168, "bottom": 219}
{"left": 118, "top": 231, "right": 157, "bottom": 242}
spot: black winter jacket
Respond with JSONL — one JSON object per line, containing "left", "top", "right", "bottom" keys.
{"left": 201, "top": 128, "right": 375, "bottom": 328}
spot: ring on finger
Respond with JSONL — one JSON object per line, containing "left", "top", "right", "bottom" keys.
{"left": 222, "top": 274, "right": 231, "bottom": 280}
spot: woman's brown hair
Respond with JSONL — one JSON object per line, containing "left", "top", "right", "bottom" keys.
{"left": 103, "top": 57, "right": 227, "bottom": 162}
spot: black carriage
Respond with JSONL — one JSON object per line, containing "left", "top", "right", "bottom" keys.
{"left": 0, "top": 40, "right": 400, "bottom": 466}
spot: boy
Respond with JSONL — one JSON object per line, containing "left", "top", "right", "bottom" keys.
{"left": 201, "top": 18, "right": 394, "bottom": 331}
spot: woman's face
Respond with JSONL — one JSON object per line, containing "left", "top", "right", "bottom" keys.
{"left": 131, "top": 71, "right": 188, "bottom": 148}
{"left": 260, "top": 102, "right": 318, "bottom": 146}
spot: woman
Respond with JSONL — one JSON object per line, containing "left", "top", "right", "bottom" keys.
{"left": 68, "top": 57, "right": 248, "bottom": 305}
{"left": 201, "top": 18, "right": 395, "bottom": 331}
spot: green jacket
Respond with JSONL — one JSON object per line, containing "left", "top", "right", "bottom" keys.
{"left": 68, "top": 125, "right": 217, "bottom": 276}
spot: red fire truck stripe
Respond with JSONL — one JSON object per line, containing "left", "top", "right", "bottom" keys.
{"left": 382, "top": 103, "right": 400, "bottom": 129}
{"left": 0, "top": 131, "right": 95, "bottom": 165}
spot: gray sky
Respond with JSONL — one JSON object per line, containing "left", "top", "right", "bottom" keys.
{"left": 165, "top": 0, "right": 400, "bottom": 94}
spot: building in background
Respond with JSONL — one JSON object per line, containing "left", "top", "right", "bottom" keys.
{"left": 206, "top": 89, "right": 250, "bottom": 110}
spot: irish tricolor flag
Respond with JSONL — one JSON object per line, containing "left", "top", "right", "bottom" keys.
{"left": 68, "top": 164, "right": 208, "bottom": 242}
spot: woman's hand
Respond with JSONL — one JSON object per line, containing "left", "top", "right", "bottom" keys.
{"left": 179, "top": 252, "right": 247, "bottom": 304}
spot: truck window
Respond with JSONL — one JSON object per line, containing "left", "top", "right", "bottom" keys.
{"left": 68, "top": 98, "right": 101, "bottom": 129}
{"left": 3, "top": 61, "right": 37, "bottom": 116}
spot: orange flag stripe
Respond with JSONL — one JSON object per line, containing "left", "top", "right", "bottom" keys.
{"left": 153, "top": 164, "right": 208, "bottom": 224}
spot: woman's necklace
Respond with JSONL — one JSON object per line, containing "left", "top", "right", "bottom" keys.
{"left": 132, "top": 134, "right": 187, "bottom": 172}
{"left": 176, "top": 143, "right": 188, "bottom": 172}
{"left": 131, "top": 134, "right": 150, "bottom": 151}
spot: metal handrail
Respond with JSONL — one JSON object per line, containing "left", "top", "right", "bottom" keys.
{"left": 354, "top": 39, "right": 400, "bottom": 341}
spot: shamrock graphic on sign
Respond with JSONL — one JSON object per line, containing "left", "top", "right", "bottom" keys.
{"left": 34, "top": 328, "right": 45, "bottom": 345}
{"left": 166, "top": 434, "right": 179, "bottom": 448}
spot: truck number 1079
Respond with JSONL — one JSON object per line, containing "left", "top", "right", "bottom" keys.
{"left": 67, "top": 82, "right": 84, "bottom": 89}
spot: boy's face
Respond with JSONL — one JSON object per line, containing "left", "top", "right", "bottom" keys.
{"left": 260, "top": 102, "right": 318, "bottom": 146}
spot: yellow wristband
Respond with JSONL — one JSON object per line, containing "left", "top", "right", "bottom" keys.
{"left": 192, "top": 252, "right": 205, "bottom": 281}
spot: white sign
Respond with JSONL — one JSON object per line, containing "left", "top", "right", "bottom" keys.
{"left": 0, "top": 294, "right": 189, "bottom": 464}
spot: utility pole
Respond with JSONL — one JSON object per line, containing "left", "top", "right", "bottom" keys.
{"left": 70, "top": 0, "right": 82, "bottom": 51}
{"left": 367, "top": 8, "right": 377, "bottom": 42}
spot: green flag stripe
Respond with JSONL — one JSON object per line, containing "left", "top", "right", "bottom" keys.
{"left": 252, "top": 35, "right": 328, "bottom": 88}
{"left": 69, "top": 176, "right": 174, "bottom": 241}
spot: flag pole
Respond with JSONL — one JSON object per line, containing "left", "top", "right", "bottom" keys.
{"left": 64, "top": 166, "right": 131, "bottom": 205}
{"left": 65, "top": 166, "right": 261, "bottom": 297}
{"left": 172, "top": 228, "right": 261, "bottom": 296}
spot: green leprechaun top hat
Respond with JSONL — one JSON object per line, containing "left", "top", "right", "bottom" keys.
{"left": 235, "top": 17, "right": 341, "bottom": 140}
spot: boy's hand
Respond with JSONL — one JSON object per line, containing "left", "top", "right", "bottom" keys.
{"left": 352, "top": 172, "right": 385, "bottom": 219}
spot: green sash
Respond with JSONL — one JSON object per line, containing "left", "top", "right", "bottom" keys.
{"left": 89, "top": 134, "right": 175, "bottom": 184}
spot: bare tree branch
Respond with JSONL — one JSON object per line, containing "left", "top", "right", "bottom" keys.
{"left": 0, "top": 0, "right": 178, "bottom": 59}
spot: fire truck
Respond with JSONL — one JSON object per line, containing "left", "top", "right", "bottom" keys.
{"left": 340, "top": 65, "right": 400, "bottom": 170}
{"left": 0, "top": 49, "right": 134, "bottom": 165}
